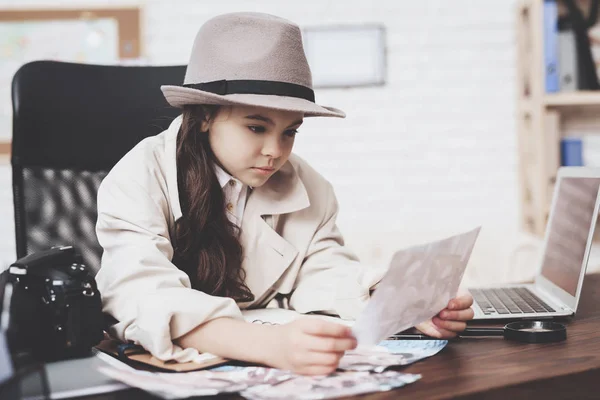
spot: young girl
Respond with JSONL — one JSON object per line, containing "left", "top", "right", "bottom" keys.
{"left": 95, "top": 12, "right": 474, "bottom": 376}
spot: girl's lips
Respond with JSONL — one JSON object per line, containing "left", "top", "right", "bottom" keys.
{"left": 252, "top": 167, "right": 275, "bottom": 175}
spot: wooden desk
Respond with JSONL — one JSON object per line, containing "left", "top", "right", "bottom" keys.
{"left": 384, "top": 273, "right": 600, "bottom": 400}
{"left": 81, "top": 274, "right": 600, "bottom": 400}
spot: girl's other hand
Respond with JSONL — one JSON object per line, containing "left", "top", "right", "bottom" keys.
{"left": 415, "top": 293, "right": 475, "bottom": 339}
{"left": 268, "top": 318, "right": 357, "bottom": 375}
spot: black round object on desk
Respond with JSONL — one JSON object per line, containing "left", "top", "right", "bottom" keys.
{"left": 461, "top": 320, "right": 567, "bottom": 343}
{"left": 503, "top": 321, "right": 567, "bottom": 343}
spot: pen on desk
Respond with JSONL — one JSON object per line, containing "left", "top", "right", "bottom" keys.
{"left": 389, "top": 333, "right": 438, "bottom": 340}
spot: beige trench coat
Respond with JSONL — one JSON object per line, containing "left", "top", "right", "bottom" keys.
{"left": 95, "top": 116, "right": 386, "bottom": 362}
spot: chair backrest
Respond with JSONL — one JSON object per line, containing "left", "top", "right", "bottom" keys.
{"left": 11, "top": 60, "right": 186, "bottom": 272}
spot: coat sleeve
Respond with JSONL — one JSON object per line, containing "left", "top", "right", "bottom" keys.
{"left": 288, "top": 182, "right": 387, "bottom": 320}
{"left": 95, "top": 169, "right": 243, "bottom": 363}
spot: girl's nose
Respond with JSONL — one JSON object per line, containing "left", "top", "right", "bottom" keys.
{"left": 261, "top": 137, "right": 284, "bottom": 159}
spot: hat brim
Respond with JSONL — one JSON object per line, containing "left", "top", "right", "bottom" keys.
{"left": 160, "top": 85, "right": 345, "bottom": 118}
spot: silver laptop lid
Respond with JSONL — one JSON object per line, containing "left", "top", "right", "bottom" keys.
{"left": 535, "top": 167, "right": 600, "bottom": 313}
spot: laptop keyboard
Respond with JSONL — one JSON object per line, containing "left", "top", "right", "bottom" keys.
{"left": 470, "top": 287, "right": 556, "bottom": 315}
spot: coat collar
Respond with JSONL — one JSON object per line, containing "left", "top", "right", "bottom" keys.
{"left": 163, "top": 116, "right": 310, "bottom": 222}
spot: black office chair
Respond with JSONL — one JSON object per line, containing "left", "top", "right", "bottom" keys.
{"left": 11, "top": 60, "right": 186, "bottom": 272}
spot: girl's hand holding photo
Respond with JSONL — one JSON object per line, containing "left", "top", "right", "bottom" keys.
{"left": 416, "top": 294, "right": 475, "bottom": 339}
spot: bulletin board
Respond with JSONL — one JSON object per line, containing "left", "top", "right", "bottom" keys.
{"left": 0, "top": 8, "right": 141, "bottom": 156}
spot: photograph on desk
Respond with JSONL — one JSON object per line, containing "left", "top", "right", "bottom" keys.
{"left": 2, "top": 1, "right": 600, "bottom": 400}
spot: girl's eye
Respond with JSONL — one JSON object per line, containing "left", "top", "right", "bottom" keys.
{"left": 248, "top": 125, "right": 266, "bottom": 133}
{"left": 284, "top": 129, "right": 298, "bottom": 138}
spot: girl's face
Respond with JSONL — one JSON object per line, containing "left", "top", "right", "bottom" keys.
{"left": 203, "top": 105, "right": 303, "bottom": 188}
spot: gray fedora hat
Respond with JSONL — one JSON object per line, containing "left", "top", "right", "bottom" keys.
{"left": 161, "top": 12, "right": 345, "bottom": 118}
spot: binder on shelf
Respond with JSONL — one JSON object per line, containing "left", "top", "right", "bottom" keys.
{"left": 560, "top": 137, "right": 584, "bottom": 166}
{"left": 544, "top": 0, "right": 560, "bottom": 93}
{"left": 558, "top": 29, "right": 578, "bottom": 91}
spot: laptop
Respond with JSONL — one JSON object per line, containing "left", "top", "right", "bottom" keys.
{"left": 469, "top": 167, "right": 600, "bottom": 321}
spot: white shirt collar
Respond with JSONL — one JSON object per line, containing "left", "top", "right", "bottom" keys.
{"left": 213, "top": 163, "right": 241, "bottom": 188}
{"left": 213, "top": 163, "right": 248, "bottom": 228}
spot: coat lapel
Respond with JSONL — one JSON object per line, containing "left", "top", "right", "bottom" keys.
{"left": 240, "top": 160, "right": 310, "bottom": 304}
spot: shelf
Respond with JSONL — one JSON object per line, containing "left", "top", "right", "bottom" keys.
{"left": 544, "top": 92, "right": 600, "bottom": 107}
{"left": 516, "top": 1, "right": 600, "bottom": 237}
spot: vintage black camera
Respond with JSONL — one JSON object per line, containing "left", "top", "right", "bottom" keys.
{"left": 3, "top": 246, "right": 104, "bottom": 363}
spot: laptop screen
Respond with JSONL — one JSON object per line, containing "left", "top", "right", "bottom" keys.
{"left": 540, "top": 177, "right": 600, "bottom": 296}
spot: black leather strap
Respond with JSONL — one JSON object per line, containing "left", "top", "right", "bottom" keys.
{"left": 184, "top": 79, "right": 315, "bottom": 102}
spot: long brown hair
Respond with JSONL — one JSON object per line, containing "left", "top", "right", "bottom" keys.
{"left": 172, "top": 105, "right": 254, "bottom": 302}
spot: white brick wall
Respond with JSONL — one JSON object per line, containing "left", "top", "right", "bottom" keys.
{"left": 2, "top": 0, "right": 575, "bottom": 286}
